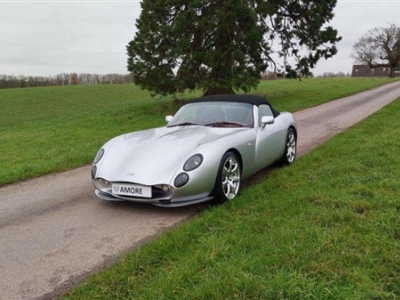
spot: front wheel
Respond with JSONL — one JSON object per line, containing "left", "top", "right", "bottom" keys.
{"left": 280, "top": 128, "right": 297, "bottom": 165}
{"left": 213, "top": 152, "right": 241, "bottom": 203}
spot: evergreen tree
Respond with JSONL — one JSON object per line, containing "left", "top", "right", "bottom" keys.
{"left": 127, "top": 0, "right": 340, "bottom": 96}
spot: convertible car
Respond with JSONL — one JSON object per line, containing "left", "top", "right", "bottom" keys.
{"left": 92, "top": 94, "right": 297, "bottom": 207}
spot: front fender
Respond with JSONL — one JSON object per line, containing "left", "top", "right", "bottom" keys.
{"left": 169, "top": 128, "right": 256, "bottom": 202}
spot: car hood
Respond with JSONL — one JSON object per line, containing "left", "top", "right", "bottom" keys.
{"left": 96, "top": 126, "right": 243, "bottom": 185}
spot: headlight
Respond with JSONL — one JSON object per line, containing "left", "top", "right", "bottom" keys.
{"left": 93, "top": 148, "right": 104, "bottom": 164}
{"left": 174, "top": 173, "right": 189, "bottom": 187}
{"left": 183, "top": 154, "right": 203, "bottom": 171}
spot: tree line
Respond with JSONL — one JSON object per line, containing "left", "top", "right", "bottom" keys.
{"left": 0, "top": 73, "right": 133, "bottom": 89}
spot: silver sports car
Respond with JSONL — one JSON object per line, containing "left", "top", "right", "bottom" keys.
{"left": 92, "top": 94, "right": 297, "bottom": 207}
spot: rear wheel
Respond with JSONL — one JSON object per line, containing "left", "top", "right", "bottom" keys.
{"left": 213, "top": 152, "right": 241, "bottom": 203}
{"left": 280, "top": 128, "right": 297, "bottom": 165}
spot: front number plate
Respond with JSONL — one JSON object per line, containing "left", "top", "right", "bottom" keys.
{"left": 112, "top": 183, "right": 152, "bottom": 198}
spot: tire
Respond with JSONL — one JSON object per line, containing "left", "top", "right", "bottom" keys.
{"left": 213, "top": 152, "right": 241, "bottom": 203}
{"left": 280, "top": 128, "right": 297, "bottom": 165}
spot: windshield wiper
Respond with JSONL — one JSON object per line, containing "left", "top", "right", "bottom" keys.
{"left": 205, "top": 121, "right": 244, "bottom": 128}
{"left": 168, "top": 122, "right": 198, "bottom": 127}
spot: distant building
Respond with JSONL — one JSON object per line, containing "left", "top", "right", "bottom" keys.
{"left": 352, "top": 64, "right": 400, "bottom": 77}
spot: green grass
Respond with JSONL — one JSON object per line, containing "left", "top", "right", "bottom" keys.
{"left": 62, "top": 97, "right": 400, "bottom": 299}
{"left": 0, "top": 84, "right": 173, "bottom": 185}
{"left": 1, "top": 77, "right": 399, "bottom": 298}
{"left": 0, "top": 77, "right": 397, "bottom": 187}
{"left": 255, "top": 77, "right": 399, "bottom": 112}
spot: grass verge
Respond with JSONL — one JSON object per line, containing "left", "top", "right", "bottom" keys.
{"left": 0, "top": 77, "right": 397, "bottom": 186}
{"left": 62, "top": 96, "right": 400, "bottom": 299}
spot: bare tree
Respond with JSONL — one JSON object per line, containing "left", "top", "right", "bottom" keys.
{"left": 352, "top": 23, "right": 400, "bottom": 78}
{"left": 70, "top": 73, "right": 78, "bottom": 85}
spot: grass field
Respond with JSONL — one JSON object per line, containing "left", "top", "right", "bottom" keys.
{"left": 0, "top": 77, "right": 397, "bottom": 187}
{"left": 1, "top": 77, "right": 399, "bottom": 298}
{"left": 61, "top": 90, "right": 400, "bottom": 298}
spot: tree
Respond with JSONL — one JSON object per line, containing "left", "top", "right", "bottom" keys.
{"left": 70, "top": 73, "right": 79, "bottom": 85}
{"left": 352, "top": 24, "right": 400, "bottom": 78}
{"left": 127, "top": 0, "right": 341, "bottom": 97}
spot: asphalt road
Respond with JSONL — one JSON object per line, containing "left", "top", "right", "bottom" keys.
{"left": 1, "top": 81, "right": 400, "bottom": 300}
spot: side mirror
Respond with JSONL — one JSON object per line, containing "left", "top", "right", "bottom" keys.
{"left": 165, "top": 115, "right": 173, "bottom": 122}
{"left": 261, "top": 116, "right": 275, "bottom": 127}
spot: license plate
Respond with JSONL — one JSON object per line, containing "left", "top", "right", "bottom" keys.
{"left": 112, "top": 183, "right": 152, "bottom": 198}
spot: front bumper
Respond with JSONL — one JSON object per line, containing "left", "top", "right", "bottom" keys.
{"left": 93, "top": 178, "right": 213, "bottom": 207}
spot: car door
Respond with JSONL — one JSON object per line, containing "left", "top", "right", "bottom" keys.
{"left": 255, "top": 105, "right": 286, "bottom": 169}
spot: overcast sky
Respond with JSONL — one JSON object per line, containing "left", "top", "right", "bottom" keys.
{"left": 1, "top": 0, "right": 399, "bottom": 77}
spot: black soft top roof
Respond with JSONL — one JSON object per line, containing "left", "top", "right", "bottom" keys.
{"left": 189, "top": 94, "right": 280, "bottom": 117}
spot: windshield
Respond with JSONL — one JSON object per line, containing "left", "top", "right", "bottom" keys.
{"left": 167, "top": 102, "right": 254, "bottom": 128}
